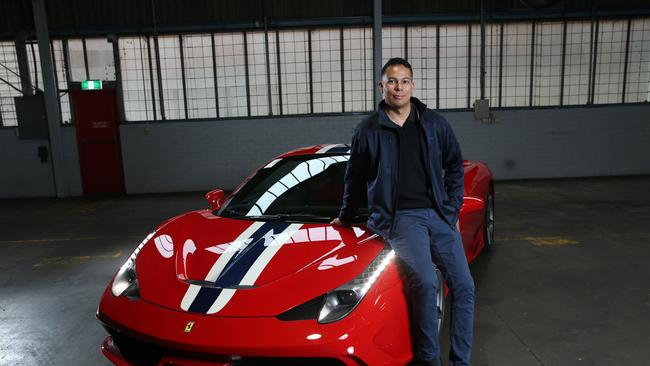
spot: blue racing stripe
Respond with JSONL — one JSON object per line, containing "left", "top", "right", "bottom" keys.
{"left": 188, "top": 287, "right": 223, "bottom": 313}
{"left": 187, "top": 221, "right": 291, "bottom": 313}
{"left": 214, "top": 221, "right": 291, "bottom": 287}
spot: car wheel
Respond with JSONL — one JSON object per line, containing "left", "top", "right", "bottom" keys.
{"left": 483, "top": 187, "right": 495, "bottom": 251}
{"left": 435, "top": 267, "right": 445, "bottom": 332}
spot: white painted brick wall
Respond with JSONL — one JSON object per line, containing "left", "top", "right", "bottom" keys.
{"left": 119, "top": 104, "right": 650, "bottom": 193}
{"left": 0, "top": 126, "right": 81, "bottom": 198}
{"left": 2, "top": 104, "right": 649, "bottom": 197}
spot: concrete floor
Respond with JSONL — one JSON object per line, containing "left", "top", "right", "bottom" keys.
{"left": 1, "top": 176, "right": 649, "bottom": 366}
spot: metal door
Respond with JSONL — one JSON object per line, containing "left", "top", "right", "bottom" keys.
{"left": 72, "top": 88, "right": 125, "bottom": 194}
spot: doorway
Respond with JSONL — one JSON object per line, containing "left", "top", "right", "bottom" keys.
{"left": 71, "top": 88, "right": 125, "bottom": 194}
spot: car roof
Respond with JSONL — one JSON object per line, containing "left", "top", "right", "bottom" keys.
{"left": 277, "top": 144, "right": 351, "bottom": 158}
{"left": 276, "top": 144, "right": 473, "bottom": 167}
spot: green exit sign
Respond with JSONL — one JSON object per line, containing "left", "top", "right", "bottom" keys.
{"left": 81, "top": 80, "right": 103, "bottom": 90}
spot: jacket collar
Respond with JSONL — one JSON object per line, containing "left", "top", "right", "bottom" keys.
{"left": 378, "top": 97, "right": 427, "bottom": 129}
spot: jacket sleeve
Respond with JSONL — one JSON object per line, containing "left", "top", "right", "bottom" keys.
{"left": 339, "top": 126, "right": 369, "bottom": 224}
{"left": 441, "top": 119, "right": 464, "bottom": 222}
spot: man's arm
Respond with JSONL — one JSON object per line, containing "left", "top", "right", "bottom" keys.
{"left": 441, "top": 119, "right": 464, "bottom": 224}
{"left": 335, "top": 127, "right": 369, "bottom": 225}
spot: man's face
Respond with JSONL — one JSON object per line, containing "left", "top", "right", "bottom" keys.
{"left": 379, "top": 64, "right": 414, "bottom": 109}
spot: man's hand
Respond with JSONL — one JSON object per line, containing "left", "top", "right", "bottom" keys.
{"left": 456, "top": 220, "right": 460, "bottom": 232}
{"left": 330, "top": 217, "right": 351, "bottom": 227}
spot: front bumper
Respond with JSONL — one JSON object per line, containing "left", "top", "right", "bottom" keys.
{"left": 97, "top": 266, "right": 412, "bottom": 366}
{"left": 101, "top": 335, "right": 352, "bottom": 366}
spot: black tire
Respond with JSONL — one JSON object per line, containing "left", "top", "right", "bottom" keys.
{"left": 483, "top": 187, "right": 495, "bottom": 251}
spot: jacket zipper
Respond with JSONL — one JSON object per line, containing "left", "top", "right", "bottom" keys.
{"left": 388, "top": 130, "right": 400, "bottom": 239}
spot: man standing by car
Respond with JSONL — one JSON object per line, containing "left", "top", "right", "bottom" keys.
{"left": 331, "top": 58, "right": 474, "bottom": 366}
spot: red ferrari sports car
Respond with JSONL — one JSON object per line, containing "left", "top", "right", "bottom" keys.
{"left": 97, "top": 144, "right": 494, "bottom": 366}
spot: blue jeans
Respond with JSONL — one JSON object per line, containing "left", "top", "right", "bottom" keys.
{"left": 388, "top": 208, "right": 475, "bottom": 366}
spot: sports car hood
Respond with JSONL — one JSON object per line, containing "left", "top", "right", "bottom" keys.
{"left": 134, "top": 210, "right": 385, "bottom": 317}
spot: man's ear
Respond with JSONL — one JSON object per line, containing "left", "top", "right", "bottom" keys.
{"left": 378, "top": 81, "right": 384, "bottom": 93}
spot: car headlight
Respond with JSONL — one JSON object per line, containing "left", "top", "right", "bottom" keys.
{"left": 318, "top": 248, "right": 395, "bottom": 324}
{"left": 111, "top": 231, "right": 155, "bottom": 299}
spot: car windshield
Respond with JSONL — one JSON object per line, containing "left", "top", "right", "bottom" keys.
{"left": 217, "top": 154, "right": 367, "bottom": 223}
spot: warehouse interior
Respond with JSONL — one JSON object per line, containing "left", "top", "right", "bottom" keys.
{"left": 1, "top": 0, "right": 650, "bottom": 365}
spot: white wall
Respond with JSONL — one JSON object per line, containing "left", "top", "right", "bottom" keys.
{"left": 0, "top": 126, "right": 81, "bottom": 198}
{"left": 0, "top": 129, "right": 55, "bottom": 197}
{"left": 120, "top": 104, "right": 650, "bottom": 194}
{"left": 2, "top": 104, "right": 649, "bottom": 198}
{"left": 447, "top": 105, "right": 650, "bottom": 179}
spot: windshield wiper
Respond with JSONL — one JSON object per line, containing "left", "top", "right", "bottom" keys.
{"left": 218, "top": 207, "right": 248, "bottom": 217}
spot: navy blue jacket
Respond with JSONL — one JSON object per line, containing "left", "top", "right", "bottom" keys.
{"left": 339, "top": 97, "right": 464, "bottom": 238}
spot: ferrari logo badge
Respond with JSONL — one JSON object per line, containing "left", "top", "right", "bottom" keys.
{"left": 184, "top": 321, "right": 195, "bottom": 333}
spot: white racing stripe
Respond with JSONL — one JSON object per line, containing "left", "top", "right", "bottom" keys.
{"left": 245, "top": 156, "right": 348, "bottom": 217}
{"left": 240, "top": 224, "right": 302, "bottom": 286}
{"left": 180, "top": 221, "right": 265, "bottom": 311}
{"left": 264, "top": 158, "right": 282, "bottom": 168}
{"left": 316, "top": 144, "right": 350, "bottom": 154}
{"left": 206, "top": 289, "right": 236, "bottom": 314}
{"left": 180, "top": 285, "right": 201, "bottom": 311}
{"left": 206, "top": 223, "right": 303, "bottom": 314}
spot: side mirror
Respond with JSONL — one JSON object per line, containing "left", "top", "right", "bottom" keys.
{"left": 205, "top": 189, "right": 225, "bottom": 210}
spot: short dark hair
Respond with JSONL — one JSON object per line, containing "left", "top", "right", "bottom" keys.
{"left": 381, "top": 57, "right": 413, "bottom": 77}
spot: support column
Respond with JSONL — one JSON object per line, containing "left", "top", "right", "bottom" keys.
{"left": 32, "top": 0, "right": 67, "bottom": 197}
{"left": 373, "top": 0, "right": 382, "bottom": 108}
{"left": 15, "top": 32, "right": 33, "bottom": 95}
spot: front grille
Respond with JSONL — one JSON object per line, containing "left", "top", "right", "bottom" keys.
{"left": 106, "top": 326, "right": 346, "bottom": 366}
{"left": 108, "top": 328, "right": 228, "bottom": 365}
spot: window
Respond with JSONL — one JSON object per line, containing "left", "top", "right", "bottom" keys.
{"left": 312, "top": 29, "right": 342, "bottom": 113}
{"left": 533, "top": 22, "right": 563, "bottom": 106}
{"left": 382, "top": 26, "right": 404, "bottom": 62}
{"left": 469, "top": 23, "right": 502, "bottom": 107}
{"left": 158, "top": 35, "right": 184, "bottom": 120}
{"left": 25, "top": 42, "right": 42, "bottom": 92}
{"left": 247, "top": 32, "right": 272, "bottom": 116}
{"left": 626, "top": 18, "right": 650, "bottom": 103}
{"left": 594, "top": 20, "right": 627, "bottom": 104}
{"left": 85, "top": 38, "right": 115, "bottom": 81}
{"left": 182, "top": 34, "right": 217, "bottom": 119}
{"left": 563, "top": 21, "right": 592, "bottom": 105}
{"left": 439, "top": 24, "right": 469, "bottom": 109}
{"left": 408, "top": 25, "right": 438, "bottom": 108}
{"left": 214, "top": 33, "right": 248, "bottom": 117}
{"left": 51, "top": 40, "right": 72, "bottom": 124}
{"left": 67, "top": 39, "right": 86, "bottom": 82}
{"left": 502, "top": 23, "right": 533, "bottom": 107}
{"left": 119, "top": 36, "right": 160, "bottom": 121}
{"left": 343, "top": 27, "right": 373, "bottom": 112}
{"left": 35, "top": 17, "right": 646, "bottom": 125}
{"left": 279, "top": 30, "right": 310, "bottom": 115}
{"left": 0, "top": 42, "right": 20, "bottom": 127}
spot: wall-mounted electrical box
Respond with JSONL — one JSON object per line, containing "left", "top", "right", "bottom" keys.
{"left": 15, "top": 93, "right": 48, "bottom": 139}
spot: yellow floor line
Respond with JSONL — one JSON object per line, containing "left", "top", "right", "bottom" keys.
{"left": 523, "top": 236, "right": 580, "bottom": 246}
{"left": 33, "top": 250, "right": 124, "bottom": 268}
